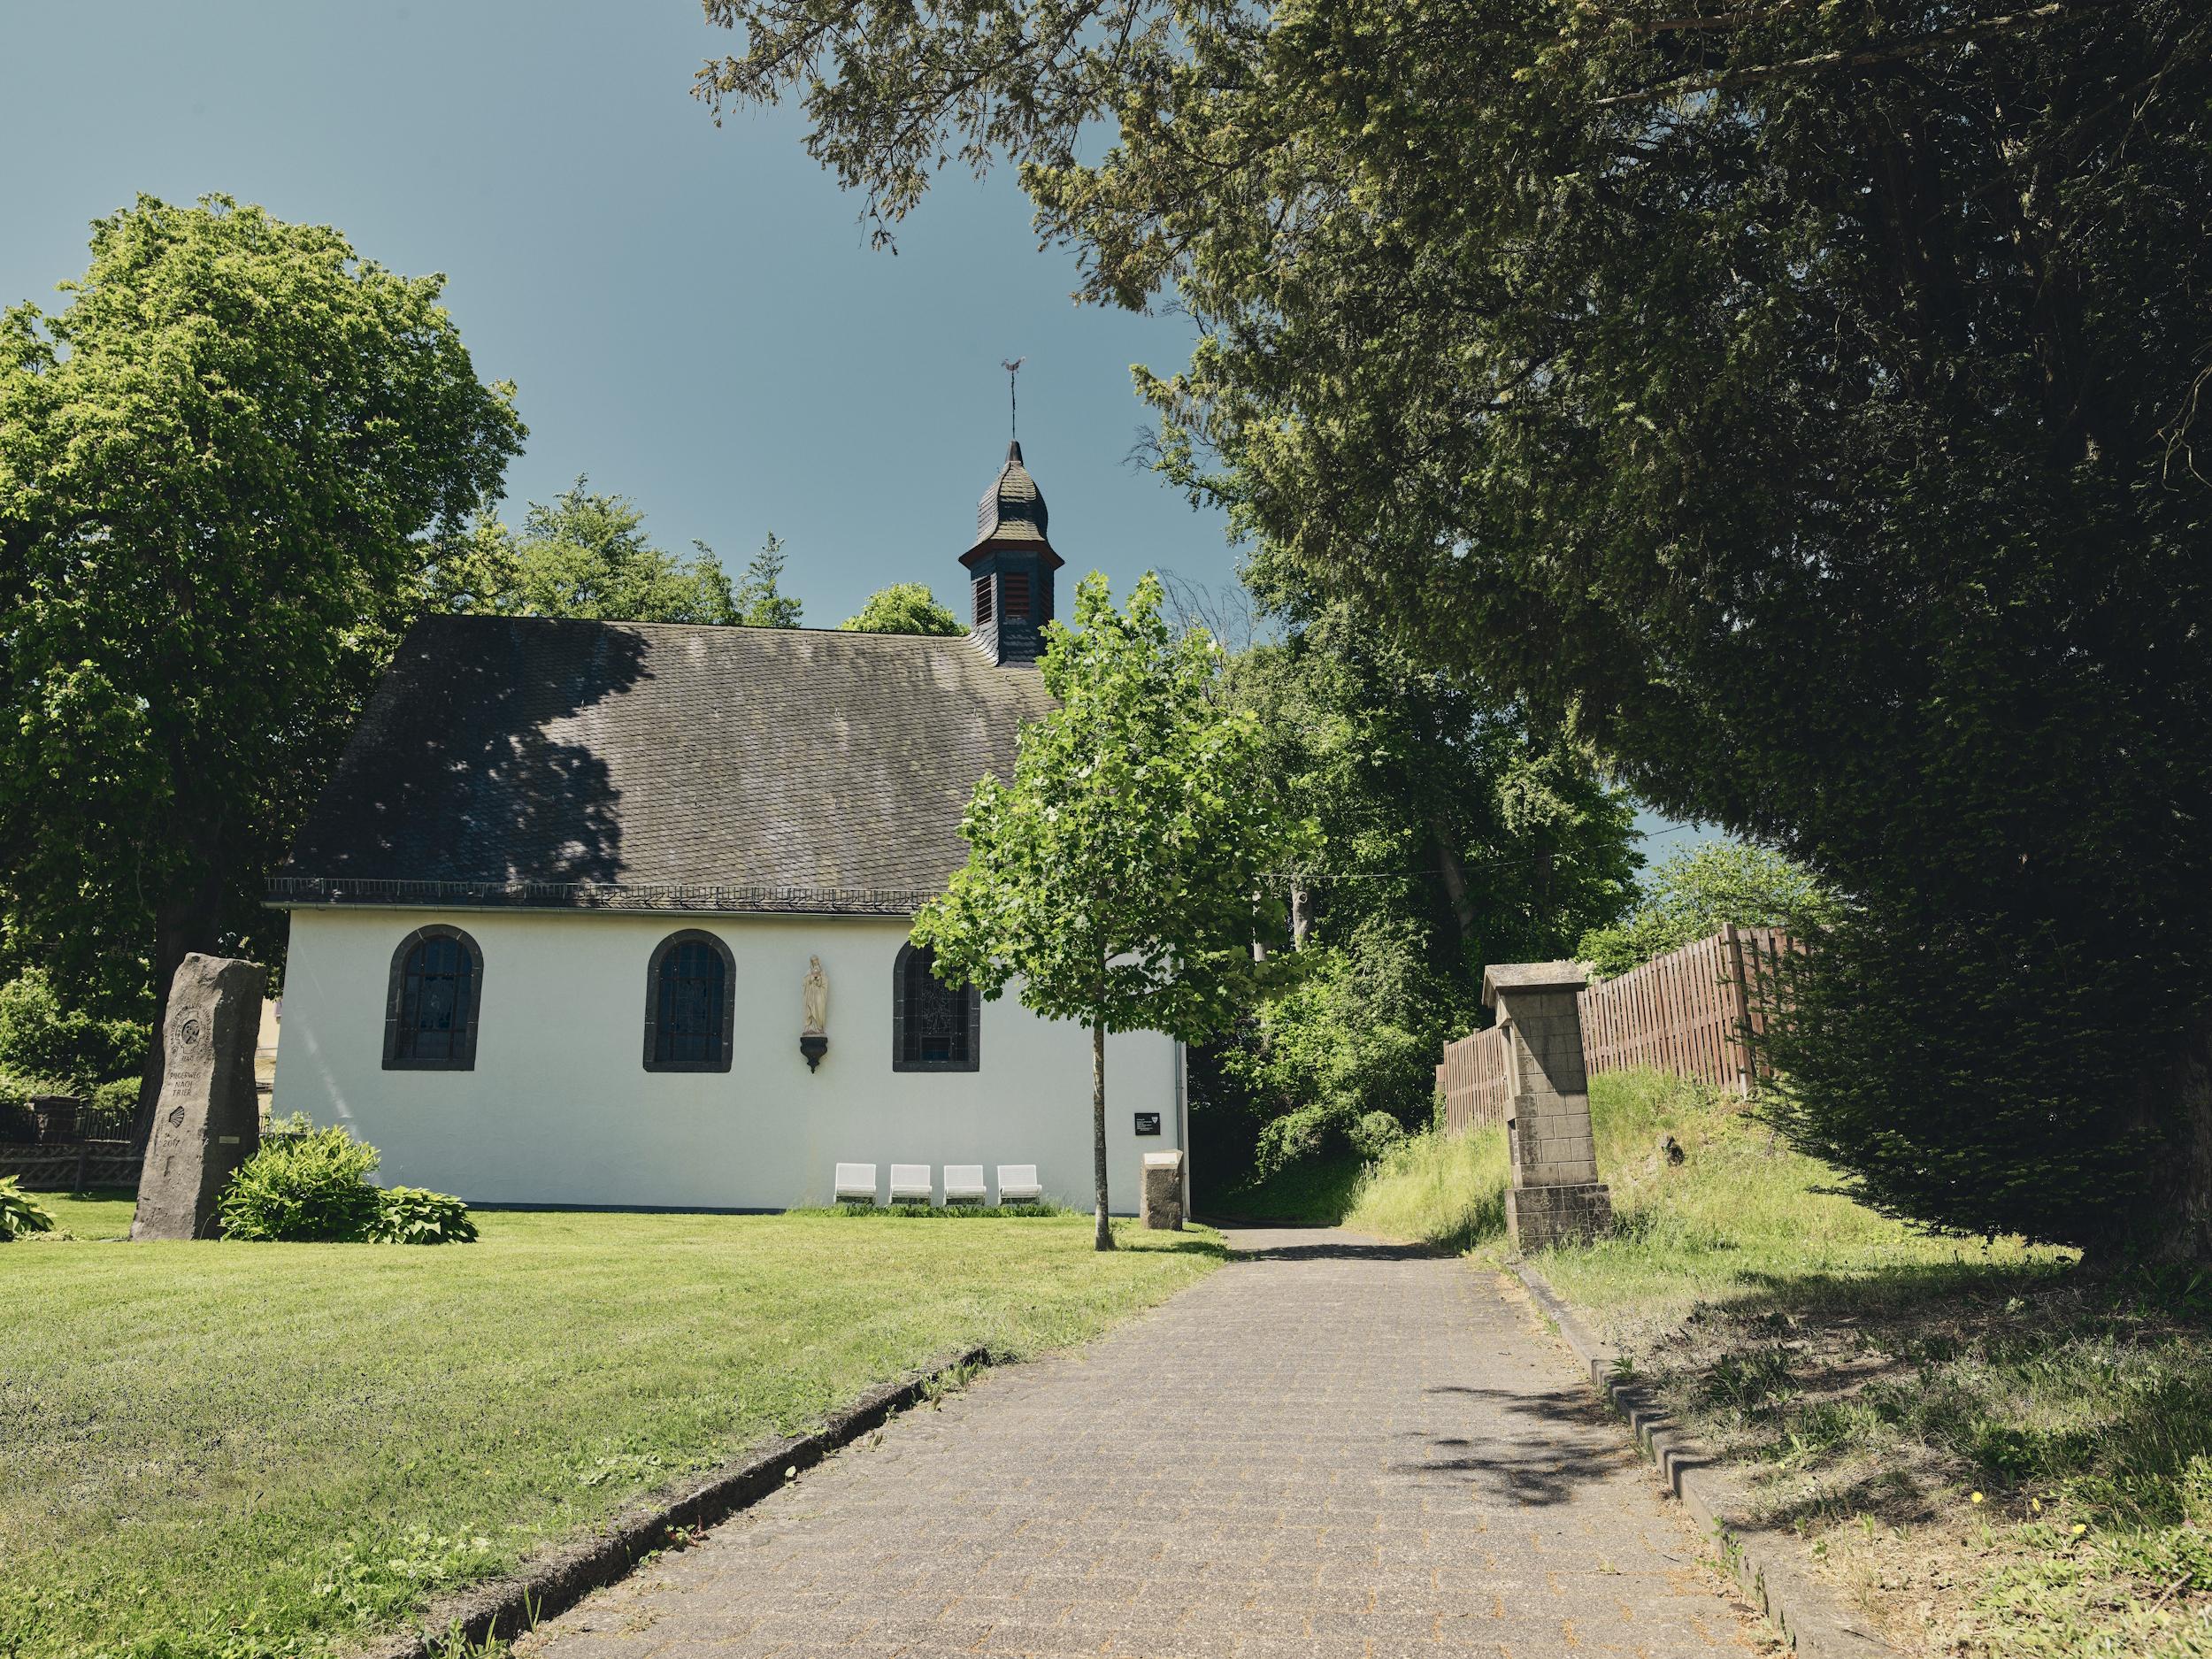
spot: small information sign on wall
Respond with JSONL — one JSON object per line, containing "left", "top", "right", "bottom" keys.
{"left": 1133, "top": 1111, "right": 1162, "bottom": 1136}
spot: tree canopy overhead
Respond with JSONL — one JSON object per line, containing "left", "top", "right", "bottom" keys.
{"left": 699, "top": 2, "right": 2212, "bottom": 1258}
{"left": 0, "top": 195, "right": 523, "bottom": 1131}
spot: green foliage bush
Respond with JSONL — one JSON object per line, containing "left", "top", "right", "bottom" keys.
{"left": 0, "top": 1070, "right": 75, "bottom": 1143}
{"left": 217, "top": 1126, "right": 385, "bottom": 1242}
{"left": 1576, "top": 844, "right": 1838, "bottom": 980}
{"left": 0, "top": 969, "right": 149, "bottom": 1087}
{"left": 83, "top": 1077, "right": 138, "bottom": 1137}
{"left": 1348, "top": 1110, "right": 1405, "bottom": 1162}
{"left": 370, "top": 1187, "right": 478, "bottom": 1245}
{"left": 215, "top": 1126, "right": 477, "bottom": 1245}
{"left": 1222, "top": 925, "right": 1463, "bottom": 1179}
{"left": 0, "top": 1175, "right": 57, "bottom": 1240}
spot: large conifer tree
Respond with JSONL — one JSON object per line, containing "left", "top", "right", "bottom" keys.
{"left": 699, "top": 2, "right": 2212, "bottom": 1256}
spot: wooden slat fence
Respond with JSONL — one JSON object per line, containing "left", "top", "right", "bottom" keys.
{"left": 1436, "top": 925, "right": 1801, "bottom": 1134}
{"left": 1436, "top": 1025, "right": 1510, "bottom": 1135}
{"left": 1580, "top": 923, "right": 1796, "bottom": 1096}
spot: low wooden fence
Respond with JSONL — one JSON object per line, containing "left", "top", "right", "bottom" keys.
{"left": 1580, "top": 923, "right": 1796, "bottom": 1097}
{"left": 1435, "top": 925, "right": 1800, "bottom": 1133}
{"left": 1436, "top": 1025, "right": 1511, "bottom": 1135}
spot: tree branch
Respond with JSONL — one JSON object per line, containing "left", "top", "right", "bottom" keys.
{"left": 1593, "top": 3, "right": 2078, "bottom": 109}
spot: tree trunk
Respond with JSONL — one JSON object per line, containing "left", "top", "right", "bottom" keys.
{"left": 1433, "top": 840, "right": 1477, "bottom": 947}
{"left": 132, "top": 883, "right": 225, "bottom": 1152}
{"left": 1091, "top": 1017, "right": 1115, "bottom": 1252}
{"left": 2125, "top": 1011, "right": 2212, "bottom": 1264}
{"left": 1289, "top": 880, "right": 1312, "bottom": 949}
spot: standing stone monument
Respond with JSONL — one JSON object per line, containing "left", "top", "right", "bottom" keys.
{"left": 1484, "top": 961, "right": 1613, "bottom": 1251}
{"left": 1140, "top": 1148, "right": 1185, "bottom": 1231}
{"left": 132, "top": 954, "right": 265, "bottom": 1241}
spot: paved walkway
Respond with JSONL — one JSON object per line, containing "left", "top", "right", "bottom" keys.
{"left": 518, "top": 1231, "right": 1761, "bottom": 1658}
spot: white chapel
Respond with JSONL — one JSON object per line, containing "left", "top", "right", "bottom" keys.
{"left": 267, "top": 444, "right": 1187, "bottom": 1211}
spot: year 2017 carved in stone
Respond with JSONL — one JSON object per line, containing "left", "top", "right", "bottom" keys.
{"left": 131, "top": 953, "right": 266, "bottom": 1241}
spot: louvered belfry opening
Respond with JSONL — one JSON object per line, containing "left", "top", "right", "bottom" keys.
{"left": 961, "top": 440, "right": 1064, "bottom": 667}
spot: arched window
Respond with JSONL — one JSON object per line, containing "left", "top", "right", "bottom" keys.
{"left": 643, "top": 930, "right": 735, "bottom": 1072}
{"left": 383, "top": 926, "right": 482, "bottom": 1071}
{"left": 893, "top": 941, "right": 979, "bottom": 1072}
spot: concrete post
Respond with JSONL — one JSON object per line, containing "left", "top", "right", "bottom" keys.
{"left": 1483, "top": 961, "right": 1613, "bottom": 1251}
{"left": 1140, "top": 1149, "right": 1185, "bottom": 1231}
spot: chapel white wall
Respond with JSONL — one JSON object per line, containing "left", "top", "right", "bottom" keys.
{"left": 274, "top": 907, "right": 1183, "bottom": 1212}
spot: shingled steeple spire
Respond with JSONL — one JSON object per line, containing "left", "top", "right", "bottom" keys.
{"left": 962, "top": 440, "right": 1063, "bottom": 668}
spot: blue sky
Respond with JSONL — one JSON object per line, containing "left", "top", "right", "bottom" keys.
{"left": 4, "top": 2, "right": 1228, "bottom": 624}
{"left": 3, "top": 0, "right": 1709, "bottom": 857}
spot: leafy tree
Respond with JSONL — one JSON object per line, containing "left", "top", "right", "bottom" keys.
{"left": 0, "top": 968, "right": 149, "bottom": 1089}
{"left": 1577, "top": 844, "right": 1838, "bottom": 980}
{"left": 0, "top": 195, "right": 522, "bottom": 1141}
{"left": 734, "top": 531, "right": 803, "bottom": 628}
{"left": 839, "top": 582, "right": 964, "bottom": 636}
{"left": 431, "top": 479, "right": 739, "bottom": 625}
{"left": 700, "top": 3, "right": 2212, "bottom": 1259}
{"left": 913, "top": 572, "right": 1316, "bottom": 1248}
{"left": 1201, "top": 605, "right": 1638, "bottom": 1187}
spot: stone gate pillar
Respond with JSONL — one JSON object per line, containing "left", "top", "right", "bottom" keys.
{"left": 1483, "top": 961, "right": 1613, "bottom": 1251}
{"left": 132, "top": 954, "right": 265, "bottom": 1241}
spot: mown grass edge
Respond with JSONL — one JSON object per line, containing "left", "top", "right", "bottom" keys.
{"left": 1510, "top": 1262, "right": 1895, "bottom": 1659}
{"left": 361, "top": 1344, "right": 994, "bottom": 1659}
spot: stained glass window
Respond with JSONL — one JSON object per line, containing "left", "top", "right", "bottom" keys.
{"left": 650, "top": 935, "right": 730, "bottom": 1069}
{"left": 895, "top": 943, "right": 978, "bottom": 1071}
{"left": 384, "top": 927, "right": 480, "bottom": 1070}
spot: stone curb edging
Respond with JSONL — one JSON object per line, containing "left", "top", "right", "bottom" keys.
{"left": 363, "top": 1345, "right": 994, "bottom": 1659}
{"left": 1509, "top": 1263, "right": 1894, "bottom": 1657}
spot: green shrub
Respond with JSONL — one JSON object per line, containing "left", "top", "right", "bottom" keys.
{"left": 83, "top": 1077, "right": 138, "bottom": 1138}
{"left": 0, "top": 1069, "right": 70, "bottom": 1136}
{"left": 0, "top": 968, "right": 150, "bottom": 1087}
{"left": 371, "top": 1187, "right": 478, "bottom": 1245}
{"left": 217, "top": 1126, "right": 384, "bottom": 1242}
{"left": 0, "top": 1175, "right": 56, "bottom": 1240}
{"left": 1349, "top": 1109, "right": 1405, "bottom": 1161}
{"left": 1576, "top": 843, "right": 1838, "bottom": 979}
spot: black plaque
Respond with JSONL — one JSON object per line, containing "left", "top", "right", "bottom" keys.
{"left": 1133, "top": 1111, "right": 1162, "bottom": 1136}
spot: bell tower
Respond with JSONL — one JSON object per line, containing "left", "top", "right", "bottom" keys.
{"left": 963, "top": 441, "right": 1063, "bottom": 668}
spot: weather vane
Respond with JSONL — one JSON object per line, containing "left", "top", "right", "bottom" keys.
{"left": 1001, "top": 357, "right": 1026, "bottom": 441}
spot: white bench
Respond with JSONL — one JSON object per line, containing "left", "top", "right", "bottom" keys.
{"left": 889, "top": 1163, "right": 933, "bottom": 1205}
{"left": 833, "top": 1163, "right": 878, "bottom": 1206}
{"left": 996, "top": 1164, "right": 1042, "bottom": 1205}
{"left": 942, "top": 1164, "right": 987, "bottom": 1207}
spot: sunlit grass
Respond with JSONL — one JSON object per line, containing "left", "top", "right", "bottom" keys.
{"left": 0, "top": 1209, "right": 1221, "bottom": 1659}
{"left": 1348, "top": 1068, "right": 2212, "bottom": 1655}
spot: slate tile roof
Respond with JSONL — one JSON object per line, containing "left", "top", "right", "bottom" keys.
{"left": 273, "top": 616, "right": 1052, "bottom": 916}
{"left": 963, "top": 441, "right": 1064, "bottom": 569}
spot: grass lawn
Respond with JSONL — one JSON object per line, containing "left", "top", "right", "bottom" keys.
{"left": 2, "top": 1203, "right": 1221, "bottom": 1659}
{"left": 1348, "top": 1071, "right": 2212, "bottom": 1657}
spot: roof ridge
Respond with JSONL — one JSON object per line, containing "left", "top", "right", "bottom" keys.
{"left": 415, "top": 613, "right": 983, "bottom": 647}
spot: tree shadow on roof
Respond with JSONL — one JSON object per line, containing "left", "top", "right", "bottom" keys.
{"left": 285, "top": 616, "right": 648, "bottom": 889}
